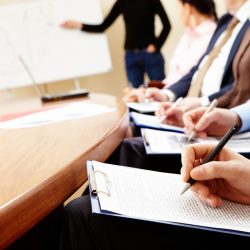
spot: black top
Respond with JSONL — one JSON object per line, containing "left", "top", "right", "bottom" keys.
{"left": 82, "top": 0, "right": 171, "bottom": 50}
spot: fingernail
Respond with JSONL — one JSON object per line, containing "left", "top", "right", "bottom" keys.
{"left": 207, "top": 198, "right": 214, "bottom": 207}
{"left": 196, "top": 189, "right": 203, "bottom": 195}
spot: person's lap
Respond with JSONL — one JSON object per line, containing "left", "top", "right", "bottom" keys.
{"left": 60, "top": 195, "right": 250, "bottom": 250}
{"left": 107, "top": 136, "right": 182, "bottom": 174}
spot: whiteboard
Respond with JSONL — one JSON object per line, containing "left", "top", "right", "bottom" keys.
{"left": 0, "top": 0, "right": 112, "bottom": 89}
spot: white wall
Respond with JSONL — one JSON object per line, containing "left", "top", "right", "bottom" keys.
{"left": 0, "top": 0, "right": 226, "bottom": 100}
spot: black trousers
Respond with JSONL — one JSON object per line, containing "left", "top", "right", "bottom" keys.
{"left": 107, "top": 136, "right": 250, "bottom": 173}
{"left": 59, "top": 195, "right": 250, "bottom": 250}
{"left": 107, "top": 136, "right": 182, "bottom": 174}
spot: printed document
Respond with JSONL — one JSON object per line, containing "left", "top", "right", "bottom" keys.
{"left": 142, "top": 129, "right": 250, "bottom": 154}
{"left": 0, "top": 103, "right": 115, "bottom": 129}
{"left": 89, "top": 161, "right": 250, "bottom": 234}
{"left": 130, "top": 112, "right": 184, "bottom": 133}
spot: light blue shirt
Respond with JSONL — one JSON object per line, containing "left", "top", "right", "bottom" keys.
{"left": 231, "top": 100, "right": 250, "bottom": 133}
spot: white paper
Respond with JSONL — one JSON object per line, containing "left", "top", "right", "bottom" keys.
{"left": 0, "top": 103, "right": 115, "bottom": 129}
{"left": 0, "top": 0, "right": 112, "bottom": 89}
{"left": 126, "top": 102, "right": 160, "bottom": 113}
{"left": 130, "top": 112, "right": 184, "bottom": 133}
{"left": 141, "top": 129, "right": 250, "bottom": 154}
{"left": 91, "top": 161, "right": 250, "bottom": 234}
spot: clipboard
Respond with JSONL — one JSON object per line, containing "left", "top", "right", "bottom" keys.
{"left": 141, "top": 128, "right": 250, "bottom": 155}
{"left": 141, "top": 128, "right": 187, "bottom": 155}
{"left": 130, "top": 112, "right": 184, "bottom": 133}
{"left": 126, "top": 102, "right": 159, "bottom": 114}
{"left": 87, "top": 161, "right": 250, "bottom": 238}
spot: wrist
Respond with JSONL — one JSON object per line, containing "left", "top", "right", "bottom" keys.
{"left": 199, "top": 96, "right": 210, "bottom": 107}
{"left": 161, "top": 89, "right": 176, "bottom": 102}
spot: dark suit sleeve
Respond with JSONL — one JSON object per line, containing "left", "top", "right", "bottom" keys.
{"left": 208, "top": 84, "right": 233, "bottom": 103}
{"left": 167, "top": 64, "right": 199, "bottom": 98}
{"left": 153, "top": 0, "right": 171, "bottom": 50}
{"left": 82, "top": 1, "right": 121, "bottom": 32}
{"left": 216, "top": 49, "right": 250, "bottom": 108}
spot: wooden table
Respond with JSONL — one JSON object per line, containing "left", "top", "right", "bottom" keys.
{"left": 0, "top": 93, "right": 129, "bottom": 249}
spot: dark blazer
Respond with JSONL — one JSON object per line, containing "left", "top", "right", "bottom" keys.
{"left": 217, "top": 27, "right": 250, "bottom": 108}
{"left": 168, "top": 14, "right": 250, "bottom": 101}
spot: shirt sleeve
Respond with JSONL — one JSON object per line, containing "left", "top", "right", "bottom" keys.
{"left": 82, "top": 1, "right": 121, "bottom": 33}
{"left": 231, "top": 100, "right": 250, "bottom": 133}
{"left": 153, "top": 0, "right": 171, "bottom": 50}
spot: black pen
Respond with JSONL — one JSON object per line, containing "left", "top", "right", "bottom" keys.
{"left": 180, "top": 123, "right": 239, "bottom": 195}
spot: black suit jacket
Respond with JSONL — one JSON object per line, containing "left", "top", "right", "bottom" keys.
{"left": 168, "top": 14, "right": 250, "bottom": 101}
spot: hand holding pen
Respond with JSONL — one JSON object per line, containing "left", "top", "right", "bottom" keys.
{"left": 180, "top": 123, "right": 239, "bottom": 195}
{"left": 180, "top": 130, "right": 250, "bottom": 208}
{"left": 187, "top": 99, "right": 218, "bottom": 141}
{"left": 156, "top": 97, "right": 184, "bottom": 123}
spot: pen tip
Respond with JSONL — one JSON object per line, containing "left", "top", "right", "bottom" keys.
{"left": 180, "top": 183, "right": 191, "bottom": 195}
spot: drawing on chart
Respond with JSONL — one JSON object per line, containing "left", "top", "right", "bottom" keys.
{"left": 0, "top": 1, "right": 55, "bottom": 71}
{"left": 0, "top": 0, "right": 112, "bottom": 89}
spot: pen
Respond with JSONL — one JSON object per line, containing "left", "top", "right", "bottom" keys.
{"left": 159, "top": 97, "right": 183, "bottom": 123}
{"left": 188, "top": 99, "right": 218, "bottom": 142}
{"left": 180, "top": 123, "right": 239, "bottom": 195}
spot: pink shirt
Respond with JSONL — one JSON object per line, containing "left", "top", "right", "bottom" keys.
{"left": 163, "top": 19, "right": 217, "bottom": 87}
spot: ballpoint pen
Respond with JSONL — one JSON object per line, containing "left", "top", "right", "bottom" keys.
{"left": 159, "top": 97, "right": 183, "bottom": 123}
{"left": 180, "top": 123, "right": 239, "bottom": 195}
{"left": 188, "top": 99, "right": 218, "bottom": 142}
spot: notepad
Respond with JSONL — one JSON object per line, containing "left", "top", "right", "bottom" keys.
{"left": 130, "top": 112, "right": 184, "bottom": 133}
{"left": 126, "top": 102, "right": 160, "bottom": 113}
{"left": 141, "top": 128, "right": 250, "bottom": 155}
{"left": 88, "top": 160, "right": 250, "bottom": 236}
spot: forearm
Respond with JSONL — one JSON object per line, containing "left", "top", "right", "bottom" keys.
{"left": 82, "top": 1, "right": 120, "bottom": 33}
{"left": 154, "top": 0, "right": 171, "bottom": 49}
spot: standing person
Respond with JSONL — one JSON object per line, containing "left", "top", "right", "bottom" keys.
{"left": 61, "top": 0, "right": 171, "bottom": 88}
{"left": 123, "top": 0, "right": 218, "bottom": 102}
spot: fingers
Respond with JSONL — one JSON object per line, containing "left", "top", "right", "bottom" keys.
{"left": 60, "top": 20, "right": 82, "bottom": 29}
{"left": 181, "top": 144, "right": 215, "bottom": 182}
{"left": 191, "top": 182, "right": 222, "bottom": 207}
{"left": 195, "top": 110, "right": 221, "bottom": 131}
{"left": 145, "top": 88, "right": 167, "bottom": 102}
{"left": 183, "top": 107, "right": 206, "bottom": 130}
{"left": 155, "top": 102, "right": 172, "bottom": 117}
{"left": 190, "top": 161, "right": 230, "bottom": 181}
{"left": 123, "top": 88, "right": 145, "bottom": 102}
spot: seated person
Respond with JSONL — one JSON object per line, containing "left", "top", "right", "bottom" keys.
{"left": 111, "top": 99, "right": 250, "bottom": 174}
{"left": 124, "top": 2, "right": 250, "bottom": 115}
{"left": 59, "top": 143, "right": 250, "bottom": 250}
{"left": 129, "top": 25, "right": 250, "bottom": 132}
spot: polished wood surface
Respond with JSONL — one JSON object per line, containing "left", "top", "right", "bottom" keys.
{"left": 0, "top": 93, "right": 129, "bottom": 249}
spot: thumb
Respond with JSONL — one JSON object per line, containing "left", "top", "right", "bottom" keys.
{"left": 191, "top": 161, "right": 230, "bottom": 181}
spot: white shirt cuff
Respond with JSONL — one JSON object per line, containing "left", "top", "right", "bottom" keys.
{"left": 231, "top": 104, "right": 250, "bottom": 133}
{"left": 161, "top": 89, "right": 176, "bottom": 102}
{"left": 199, "top": 96, "right": 210, "bottom": 107}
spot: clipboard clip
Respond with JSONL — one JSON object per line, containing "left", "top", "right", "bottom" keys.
{"left": 90, "top": 169, "right": 111, "bottom": 197}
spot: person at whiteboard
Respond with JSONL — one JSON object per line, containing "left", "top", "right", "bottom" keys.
{"left": 59, "top": 145, "right": 250, "bottom": 250}
{"left": 61, "top": 0, "right": 171, "bottom": 88}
